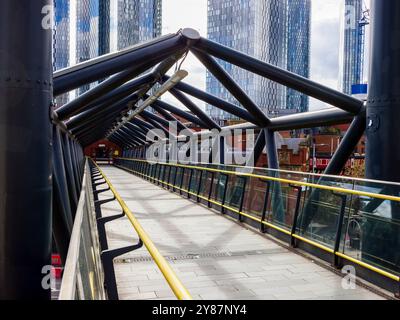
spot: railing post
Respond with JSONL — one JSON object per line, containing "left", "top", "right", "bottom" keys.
{"left": 238, "top": 177, "right": 247, "bottom": 222}
{"left": 0, "top": 0, "right": 53, "bottom": 299}
{"left": 220, "top": 175, "right": 229, "bottom": 214}
{"left": 180, "top": 168, "right": 185, "bottom": 195}
{"left": 172, "top": 167, "right": 178, "bottom": 192}
{"left": 289, "top": 185, "right": 303, "bottom": 247}
{"left": 187, "top": 169, "right": 194, "bottom": 198}
{"left": 332, "top": 193, "right": 348, "bottom": 268}
{"left": 208, "top": 172, "right": 215, "bottom": 208}
{"left": 260, "top": 180, "right": 271, "bottom": 233}
{"left": 197, "top": 170, "right": 204, "bottom": 202}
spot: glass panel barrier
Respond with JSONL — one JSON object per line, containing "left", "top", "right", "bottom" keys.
{"left": 214, "top": 174, "right": 228, "bottom": 203}
{"left": 115, "top": 159, "right": 400, "bottom": 279}
{"left": 242, "top": 177, "right": 268, "bottom": 219}
{"left": 59, "top": 161, "right": 105, "bottom": 300}
{"left": 189, "top": 169, "right": 200, "bottom": 193}
{"left": 226, "top": 175, "right": 245, "bottom": 209}
{"left": 341, "top": 180, "right": 400, "bottom": 275}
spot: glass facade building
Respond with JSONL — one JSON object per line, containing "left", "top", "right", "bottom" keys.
{"left": 286, "top": 0, "right": 311, "bottom": 114}
{"left": 340, "top": 0, "right": 364, "bottom": 95}
{"left": 206, "top": 0, "right": 311, "bottom": 122}
{"left": 53, "top": 0, "right": 72, "bottom": 105}
{"left": 53, "top": 0, "right": 162, "bottom": 103}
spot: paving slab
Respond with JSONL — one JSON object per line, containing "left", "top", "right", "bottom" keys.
{"left": 97, "top": 166, "right": 385, "bottom": 300}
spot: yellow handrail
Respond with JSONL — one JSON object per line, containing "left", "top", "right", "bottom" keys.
{"left": 117, "top": 158, "right": 400, "bottom": 203}
{"left": 90, "top": 159, "right": 192, "bottom": 300}
{"left": 115, "top": 159, "right": 400, "bottom": 283}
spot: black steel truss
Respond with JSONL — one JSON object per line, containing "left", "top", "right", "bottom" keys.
{"left": 50, "top": 27, "right": 369, "bottom": 177}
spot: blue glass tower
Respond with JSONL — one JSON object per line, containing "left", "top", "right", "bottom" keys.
{"left": 53, "top": 0, "right": 162, "bottom": 101}
{"left": 341, "top": 0, "right": 364, "bottom": 95}
{"left": 53, "top": 0, "right": 71, "bottom": 106}
{"left": 53, "top": 0, "right": 70, "bottom": 71}
{"left": 206, "top": 0, "right": 311, "bottom": 122}
{"left": 76, "top": 0, "right": 100, "bottom": 94}
{"left": 286, "top": 0, "right": 311, "bottom": 114}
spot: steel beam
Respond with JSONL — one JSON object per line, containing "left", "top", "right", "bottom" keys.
{"left": 165, "top": 76, "right": 259, "bottom": 124}
{"left": 68, "top": 93, "right": 140, "bottom": 130}
{"left": 140, "top": 112, "right": 170, "bottom": 137}
{"left": 152, "top": 99, "right": 208, "bottom": 128}
{"left": 246, "top": 130, "right": 266, "bottom": 167}
{"left": 265, "top": 129, "right": 279, "bottom": 170}
{"left": 65, "top": 76, "right": 149, "bottom": 128}
{"left": 133, "top": 117, "right": 156, "bottom": 131}
{"left": 151, "top": 103, "right": 190, "bottom": 132}
{"left": 126, "top": 121, "right": 148, "bottom": 136}
{"left": 265, "top": 128, "right": 285, "bottom": 224}
{"left": 56, "top": 59, "right": 157, "bottom": 120}
{"left": 68, "top": 52, "right": 186, "bottom": 129}
{"left": 194, "top": 37, "right": 363, "bottom": 114}
{"left": 124, "top": 124, "right": 148, "bottom": 142}
{"left": 268, "top": 108, "right": 356, "bottom": 131}
{"left": 53, "top": 33, "right": 185, "bottom": 95}
{"left": 324, "top": 113, "right": 366, "bottom": 175}
{"left": 74, "top": 112, "right": 120, "bottom": 137}
{"left": 110, "top": 134, "right": 133, "bottom": 148}
{"left": 169, "top": 88, "right": 221, "bottom": 130}
{"left": 141, "top": 110, "right": 171, "bottom": 129}
{"left": 191, "top": 48, "right": 270, "bottom": 126}
{"left": 116, "top": 130, "right": 143, "bottom": 146}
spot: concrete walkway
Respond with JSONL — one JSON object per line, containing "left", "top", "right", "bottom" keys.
{"left": 97, "top": 166, "right": 384, "bottom": 300}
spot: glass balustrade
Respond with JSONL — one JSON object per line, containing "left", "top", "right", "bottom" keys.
{"left": 115, "top": 158, "right": 400, "bottom": 277}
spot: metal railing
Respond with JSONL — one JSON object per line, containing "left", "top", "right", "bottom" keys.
{"left": 115, "top": 157, "right": 400, "bottom": 294}
{"left": 59, "top": 160, "right": 106, "bottom": 300}
{"left": 90, "top": 159, "right": 192, "bottom": 300}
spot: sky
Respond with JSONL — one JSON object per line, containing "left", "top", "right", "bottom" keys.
{"left": 161, "top": 0, "right": 350, "bottom": 112}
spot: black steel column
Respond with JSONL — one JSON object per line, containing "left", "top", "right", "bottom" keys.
{"left": 0, "top": 0, "right": 52, "bottom": 299}
{"left": 246, "top": 130, "right": 265, "bottom": 167}
{"left": 364, "top": 0, "right": 400, "bottom": 273}
{"left": 265, "top": 129, "right": 284, "bottom": 224}
{"left": 265, "top": 129, "right": 279, "bottom": 170}
{"left": 366, "top": 0, "right": 400, "bottom": 182}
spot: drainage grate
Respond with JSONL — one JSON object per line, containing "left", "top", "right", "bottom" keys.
{"left": 114, "top": 247, "right": 288, "bottom": 264}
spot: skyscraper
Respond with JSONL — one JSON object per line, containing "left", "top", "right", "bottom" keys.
{"left": 76, "top": 0, "right": 100, "bottom": 94}
{"left": 206, "top": 0, "right": 311, "bottom": 122}
{"left": 53, "top": 0, "right": 162, "bottom": 102}
{"left": 53, "top": 0, "right": 72, "bottom": 105}
{"left": 286, "top": 0, "right": 311, "bottom": 113}
{"left": 340, "top": 0, "right": 367, "bottom": 95}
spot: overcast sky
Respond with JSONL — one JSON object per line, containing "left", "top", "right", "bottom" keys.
{"left": 161, "top": 0, "right": 351, "bottom": 111}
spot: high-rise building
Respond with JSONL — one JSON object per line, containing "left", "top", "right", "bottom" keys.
{"left": 286, "top": 0, "right": 311, "bottom": 114}
{"left": 206, "top": 0, "right": 311, "bottom": 122}
{"left": 76, "top": 0, "right": 100, "bottom": 94}
{"left": 53, "top": 0, "right": 162, "bottom": 103}
{"left": 53, "top": 0, "right": 72, "bottom": 105}
{"left": 206, "top": 0, "right": 258, "bottom": 122}
{"left": 340, "top": 0, "right": 366, "bottom": 95}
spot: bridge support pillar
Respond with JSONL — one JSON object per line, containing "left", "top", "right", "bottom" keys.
{"left": 0, "top": 0, "right": 53, "bottom": 299}
{"left": 366, "top": 0, "right": 400, "bottom": 181}
{"left": 364, "top": 0, "right": 400, "bottom": 284}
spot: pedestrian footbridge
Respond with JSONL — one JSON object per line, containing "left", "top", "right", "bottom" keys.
{"left": 58, "top": 158, "right": 399, "bottom": 300}
{"left": 2, "top": 1, "right": 400, "bottom": 300}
